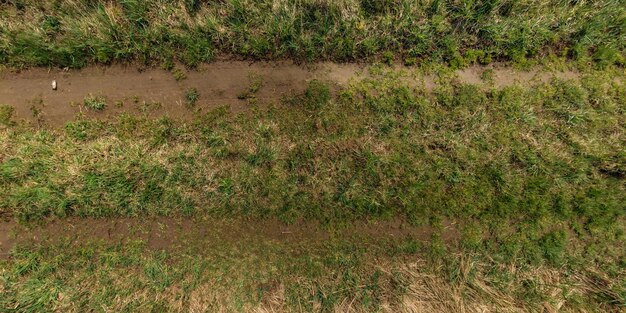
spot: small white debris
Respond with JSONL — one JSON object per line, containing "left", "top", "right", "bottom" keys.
{"left": 52, "top": 80, "right": 57, "bottom": 90}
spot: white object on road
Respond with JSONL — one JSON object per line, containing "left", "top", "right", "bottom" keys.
{"left": 52, "top": 80, "right": 57, "bottom": 90}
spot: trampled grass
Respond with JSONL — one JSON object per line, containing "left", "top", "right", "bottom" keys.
{"left": 0, "top": 0, "right": 625, "bottom": 68}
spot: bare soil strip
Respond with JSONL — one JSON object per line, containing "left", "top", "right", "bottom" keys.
{"left": 0, "top": 62, "right": 579, "bottom": 126}
{"left": 0, "top": 217, "right": 460, "bottom": 258}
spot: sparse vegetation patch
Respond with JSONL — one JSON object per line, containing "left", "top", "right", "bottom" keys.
{"left": 185, "top": 88, "right": 199, "bottom": 108}
{"left": 83, "top": 94, "right": 106, "bottom": 111}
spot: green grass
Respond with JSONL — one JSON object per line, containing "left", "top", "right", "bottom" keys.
{"left": 184, "top": 88, "right": 199, "bottom": 108}
{"left": 2, "top": 1, "right": 625, "bottom": 309}
{"left": 0, "top": 67, "right": 624, "bottom": 310}
{"left": 2, "top": 73, "right": 624, "bottom": 226}
{"left": 1, "top": 1, "right": 625, "bottom": 68}
{"left": 83, "top": 94, "right": 107, "bottom": 111}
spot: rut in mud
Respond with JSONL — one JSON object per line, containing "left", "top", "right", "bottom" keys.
{"left": 0, "top": 62, "right": 580, "bottom": 126}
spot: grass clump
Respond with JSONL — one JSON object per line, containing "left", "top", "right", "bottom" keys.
{"left": 83, "top": 94, "right": 106, "bottom": 111}
{"left": 237, "top": 72, "right": 264, "bottom": 101}
{"left": 172, "top": 67, "right": 187, "bottom": 81}
{"left": 184, "top": 88, "right": 199, "bottom": 108}
{"left": 0, "top": 104, "right": 15, "bottom": 126}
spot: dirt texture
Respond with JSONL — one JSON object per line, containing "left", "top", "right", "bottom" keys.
{"left": 0, "top": 217, "right": 460, "bottom": 259}
{"left": 0, "top": 62, "right": 580, "bottom": 127}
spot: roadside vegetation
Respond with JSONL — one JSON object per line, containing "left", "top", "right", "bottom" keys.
{"left": 1, "top": 0, "right": 625, "bottom": 68}
{"left": 0, "top": 68, "right": 624, "bottom": 310}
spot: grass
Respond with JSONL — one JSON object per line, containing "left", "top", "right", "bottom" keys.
{"left": 0, "top": 65, "right": 624, "bottom": 309}
{"left": 83, "top": 94, "right": 106, "bottom": 111}
{"left": 0, "top": 1, "right": 625, "bottom": 68}
{"left": 172, "top": 67, "right": 186, "bottom": 81}
{"left": 1, "top": 2, "right": 624, "bottom": 309}
{"left": 0, "top": 218, "right": 623, "bottom": 312}
{"left": 1, "top": 72, "right": 624, "bottom": 225}
{"left": 237, "top": 72, "right": 264, "bottom": 101}
{"left": 1, "top": 68, "right": 624, "bottom": 238}
{"left": 184, "top": 88, "right": 199, "bottom": 108}
{"left": 0, "top": 104, "right": 14, "bottom": 126}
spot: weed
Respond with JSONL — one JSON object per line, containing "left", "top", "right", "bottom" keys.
{"left": 83, "top": 94, "right": 106, "bottom": 111}
{"left": 29, "top": 105, "right": 44, "bottom": 126}
{"left": 185, "top": 88, "right": 199, "bottom": 108}
{"left": 185, "top": 0, "right": 202, "bottom": 15}
{"left": 172, "top": 68, "right": 187, "bottom": 81}
{"left": 292, "top": 80, "right": 331, "bottom": 110}
{"left": 404, "top": 57, "right": 417, "bottom": 66}
{"left": 0, "top": 104, "right": 15, "bottom": 126}
{"left": 139, "top": 101, "right": 162, "bottom": 114}
{"left": 246, "top": 141, "right": 275, "bottom": 167}
{"left": 41, "top": 15, "right": 60, "bottom": 37}
{"left": 361, "top": 0, "right": 396, "bottom": 16}
{"left": 238, "top": 72, "right": 264, "bottom": 100}
{"left": 481, "top": 69, "right": 494, "bottom": 84}
{"left": 382, "top": 51, "right": 394, "bottom": 65}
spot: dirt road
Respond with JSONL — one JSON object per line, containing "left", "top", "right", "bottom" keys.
{"left": 0, "top": 62, "right": 579, "bottom": 126}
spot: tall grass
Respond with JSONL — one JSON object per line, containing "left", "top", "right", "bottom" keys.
{"left": 0, "top": 0, "right": 624, "bottom": 68}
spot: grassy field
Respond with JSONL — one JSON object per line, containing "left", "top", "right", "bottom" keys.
{"left": 1, "top": 0, "right": 626, "bottom": 311}
{"left": 1, "top": 67, "right": 625, "bottom": 311}
{"left": 1, "top": 0, "right": 625, "bottom": 68}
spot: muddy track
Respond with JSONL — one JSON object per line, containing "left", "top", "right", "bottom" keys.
{"left": 0, "top": 62, "right": 580, "bottom": 127}
{"left": 0, "top": 217, "right": 461, "bottom": 259}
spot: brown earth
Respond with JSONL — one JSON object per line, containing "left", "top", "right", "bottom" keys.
{"left": 0, "top": 216, "right": 460, "bottom": 259}
{"left": 0, "top": 62, "right": 580, "bottom": 127}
